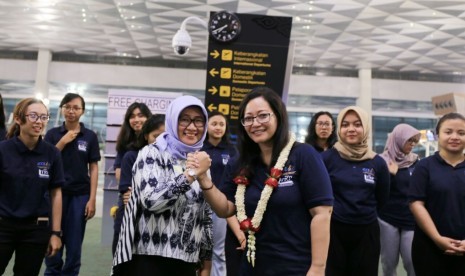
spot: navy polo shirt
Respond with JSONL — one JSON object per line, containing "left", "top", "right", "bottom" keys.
{"left": 45, "top": 122, "right": 101, "bottom": 195}
{"left": 378, "top": 161, "right": 417, "bottom": 230}
{"left": 0, "top": 136, "right": 64, "bottom": 218}
{"left": 201, "top": 140, "right": 238, "bottom": 188}
{"left": 322, "top": 148, "right": 390, "bottom": 225}
{"left": 0, "top": 129, "right": 6, "bottom": 141}
{"left": 221, "top": 143, "right": 333, "bottom": 275}
{"left": 113, "top": 150, "right": 127, "bottom": 170}
{"left": 409, "top": 152, "right": 465, "bottom": 239}
{"left": 119, "top": 150, "right": 138, "bottom": 193}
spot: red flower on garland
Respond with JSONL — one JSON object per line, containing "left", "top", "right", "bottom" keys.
{"left": 264, "top": 177, "right": 279, "bottom": 188}
{"left": 239, "top": 218, "right": 260, "bottom": 232}
{"left": 270, "top": 168, "right": 282, "bottom": 178}
{"left": 239, "top": 218, "right": 251, "bottom": 231}
{"left": 233, "top": 175, "right": 249, "bottom": 186}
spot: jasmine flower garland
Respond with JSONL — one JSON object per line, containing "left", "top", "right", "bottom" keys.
{"left": 233, "top": 132, "right": 296, "bottom": 267}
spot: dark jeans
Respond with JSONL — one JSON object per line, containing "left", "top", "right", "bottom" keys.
{"left": 412, "top": 229, "right": 465, "bottom": 276}
{"left": 45, "top": 194, "right": 89, "bottom": 276}
{"left": 0, "top": 217, "right": 50, "bottom": 276}
{"left": 326, "top": 220, "right": 380, "bottom": 276}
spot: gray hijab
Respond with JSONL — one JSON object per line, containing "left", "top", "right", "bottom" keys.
{"left": 380, "top": 123, "right": 420, "bottom": 168}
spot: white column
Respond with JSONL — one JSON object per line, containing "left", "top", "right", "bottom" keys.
{"left": 34, "top": 49, "right": 52, "bottom": 103}
{"left": 356, "top": 68, "right": 373, "bottom": 148}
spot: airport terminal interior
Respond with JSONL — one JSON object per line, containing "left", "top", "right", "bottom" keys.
{"left": 1, "top": 1, "right": 465, "bottom": 274}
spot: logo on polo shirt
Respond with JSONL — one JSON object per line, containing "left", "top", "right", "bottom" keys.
{"left": 362, "top": 168, "right": 375, "bottom": 184}
{"left": 278, "top": 164, "right": 295, "bottom": 187}
{"left": 77, "top": 140, "right": 88, "bottom": 152}
{"left": 221, "top": 154, "right": 230, "bottom": 165}
{"left": 37, "top": 161, "right": 50, "bottom": 179}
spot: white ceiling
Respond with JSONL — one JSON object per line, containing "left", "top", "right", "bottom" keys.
{"left": 1, "top": 0, "right": 465, "bottom": 75}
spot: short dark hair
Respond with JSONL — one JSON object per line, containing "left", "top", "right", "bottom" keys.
{"left": 237, "top": 87, "right": 289, "bottom": 177}
{"left": 60, "top": 93, "right": 85, "bottom": 110}
{"left": 305, "top": 111, "right": 337, "bottom": 148}
{"left": 436, "top": 112, "right": 465, "bottom": 135}
{"left": 207, "top": 110, "right": 231, "bottom": 144}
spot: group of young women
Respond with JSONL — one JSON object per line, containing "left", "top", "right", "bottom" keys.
{"left": 109, "top": 87, "right": 465, "bottom": 276}
{"left": 304, "top": 106, "right": 465, "bottom": 275}
{"left": 0, "top": 85, "right": 463, "bottom": 275}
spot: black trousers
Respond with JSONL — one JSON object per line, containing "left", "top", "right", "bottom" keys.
{"left": 115, "top": 255, "right": 197, "bottom": 276}
{"left": 412, "top": 230, "right": 465, "bottom": 276}
{"left": 0, "top": 217, "right": 50, "bottom": 276}
{"left": 225, "top": 227, "right": 244, "bottom": 276}
{"left": 326, "top": 220, "right": 380, "bottom": 276}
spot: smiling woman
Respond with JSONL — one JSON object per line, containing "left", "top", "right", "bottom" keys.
{"left": 0, "top": 98, "right": 64, "bottom": 275}
{"left": 322, "top": 106, "right": 390, "bottom": 276}
{"left": 112, "top": 95, "right": 214, "bottom": 276}
{"left": 217, "top": 87, "right": 334, "bottom": 275}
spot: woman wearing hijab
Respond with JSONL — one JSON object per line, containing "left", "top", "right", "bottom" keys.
{"left": 112, "top": 96, "right": 213, "bottom": 276}
{"left": 322, "top": 106, "right": 390, "bottom": 276}
{"left": 378, "top": 124, "right": 420, "bottom": 276}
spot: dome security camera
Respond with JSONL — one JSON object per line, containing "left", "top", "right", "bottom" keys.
{"left": 172, "top": 29, "right": 192, "bottom": 56}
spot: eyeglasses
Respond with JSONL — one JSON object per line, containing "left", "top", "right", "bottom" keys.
{"left": 316, "top": 121, "right": 331, "bottom": 128}
{"left": 25, "top": 113, "right": 50, "bottom": 123}
{"left": 241, "top": 113, "right": 273, "bottom": 126}
{"left": 407, "top": 137, "right": 419, "bottom": 144}
{"left": 61, "top": 105, "right": 82, "bottom": 112}
{"left": 178, "top": 116, "right": 205, "bottom": 127}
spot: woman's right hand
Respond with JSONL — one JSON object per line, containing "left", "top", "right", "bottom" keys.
{"left": 186, "top": 151, "right": 211, "bottom": 176}
{"left": 123, "top": 187, "right": 132, "bottom": 205}
{"left": 434, "top": 236, "right": 464, "bottom": 256}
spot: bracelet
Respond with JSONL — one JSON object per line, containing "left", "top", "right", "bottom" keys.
{"left": 201, "top": 183, "right": 214, "bottom": 191}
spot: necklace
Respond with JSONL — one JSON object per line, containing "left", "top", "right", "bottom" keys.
{"left": 233, "top": 132, "right": 296, "bottom": 267}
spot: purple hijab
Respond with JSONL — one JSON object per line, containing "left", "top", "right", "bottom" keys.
{"left": 380, "top": 123, "right": 420, "bottom": 169}
{"left": 155, "top": 95, "right": 208, "bottom": 160}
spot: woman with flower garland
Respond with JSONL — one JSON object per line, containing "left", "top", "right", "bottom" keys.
{"left": 203, "top": 87, "right": 334, "bottom": 275}
{"left": 322, "top": 106, "right": 390, "bottom": 276}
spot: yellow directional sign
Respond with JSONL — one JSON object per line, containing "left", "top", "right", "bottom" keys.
{"left": 208, "top": 86, "right": 218, "bottom": 95}
{"left": 210, "top": 50, "right": 220, "bottom": 59}
{"left": 209, "top": 68, "right": 219, "bottom": 77}
{"left": 208, "top": 103, "right": 217, "bottom": 112}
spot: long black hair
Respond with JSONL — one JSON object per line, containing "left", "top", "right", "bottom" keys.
{"left": 304, "top": 111, "right": 337, "bottom": 149}
{"left": 115, "top": 102, "right": 152, "bottom": 153}
{"left": 207, "top": 110, "right": 231, "bottom": 144}
{"left": 237, "top": 87, "right": 290, "bottom": 177}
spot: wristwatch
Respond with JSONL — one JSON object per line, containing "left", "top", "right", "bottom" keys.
{"left": 188, "top": 168, "right": 197, "bottom": 181}
{"left": 51, "top": 230, "right": 63, "bottom": 238}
